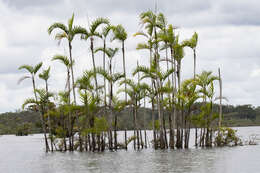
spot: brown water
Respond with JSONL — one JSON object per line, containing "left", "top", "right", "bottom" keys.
{"left": 0, "top": 127, "right": 260, "bottom": 173}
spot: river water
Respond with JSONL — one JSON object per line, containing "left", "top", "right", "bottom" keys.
{"left": 0, "top": 127, "right": 260, "bottom": 173}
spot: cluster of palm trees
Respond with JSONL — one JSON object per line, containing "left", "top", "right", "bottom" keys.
{"left": 18, "top": 11, "right": 223, "bottom": 152}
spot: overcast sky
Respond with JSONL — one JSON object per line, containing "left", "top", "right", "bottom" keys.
{"left": 0, "top": 0, "right": 260, "bottom": 113}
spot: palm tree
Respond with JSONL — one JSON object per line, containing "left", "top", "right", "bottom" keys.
{"left": 182, "top": 32, "right": 198, "bottom": 78}
{"left": 139, "top": 10, "right": 168, "bottom": 149}
{"left": 95, "top": 67, "right": 124, "bottom": 150}
{"left": 49, "top": 16, "right": 87, "bottom": 150}
{"left": 182, "top": 32, "right": 198, "bottom": 146}
{"left": 76, "top": 71, "right": 102, "bottom": 152}
{"left": 52, "top": 54, "right": 75, "bottom": 150}
{"left": 158, "top": 24, "right": 178, "bottom": 149}
{"left": 218, "top": 68, "right": 223, "bottom": 129}
{"left": 111, "top": 24, "right": 128, "bottom": 102}
{"left": 119, "top": 79, "right": 149, "bottom": 150}
{"left": 194, "top": 71, "right": 219, "bottom": 147}
{"left": 48, "top": 13, "right": 85, "bottom": 104}
{"left": 100, "top": 26, "right": 112, "bottom": 107}
{"left": 39, "top": 67, "right": 54, "bottom": 151}
{"left": 22, "top": 89, "right": 52, "bottom": 152}
{"left": 173, "top": 41, "right": 186, "bottom": 148}
{"left": 80, "top": 17, "right": 110, "bottom": 95}
{"left": 52, "top": 55, "right": 72, "bottom": 99}
{"left": 18, "top": 62, "right": 43, "bottom": 104}
{"left": 94, "top": 47, "right": 125, "bottom": 150}
{"left": 133, "top": 61, "right": 174, "bottom": 149}
{"left": 18, "top": 62, "right": 50, "bottom": 152}
{"left": 176, "top": 79, "right": 199, "bottom": 148}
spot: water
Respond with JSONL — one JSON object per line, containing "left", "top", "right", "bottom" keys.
{"left": 1, "top": 127, "right": 260, "bottom": 173}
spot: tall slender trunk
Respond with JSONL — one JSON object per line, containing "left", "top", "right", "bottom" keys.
{"left": 144, "top": 97, "right": 147, "bottom": 148}
{"left": 108, "top": 58, "right": 113, "bottom": 150}
{"left": 68, "top": 41, "right": 78, "bottom": 151}
{"left": 135, "top": 104, "right": 140, "bottom": 150}
{"left": 45, "top": 80, "right": 53, "bottom": 152}
{"left": 90, "top": 38, "right": 98, "bottom": 96}
{"left": 170, "top": 47, "right": 175, "bottom": 149}
{"left": 133, "top": 105, "right": 136, "bottom": 150}
{"left": 122, "top": 41, "right": 127, "bottom": 102}
{"left": 103, "top": 41, "right": 107, "bottom": 108}
{"left": 151, "top": 98, "right": 157, "bottom": 149}
{"left": 32, "top": 76, "right": 49, "bottom": 152}
{"left": 114, "top": 112, "right": 118, "bottom": 151}
{"left": 154, "top": 27, "right": 165, "bottom": 149}
{"left": 193, "top": 48, "right": 198, "bottom": 147}
{"left": 68, "top": 42, "right": 76, "bottom": 104}
{"left": 218, "top": 68, "right": 222, "bottom": 129}
{"left": 193, "top": 49, "right": 196, "bottom": 79}
{"left": 66, "top": 68, "right": 72, "bottom": 150}
{"left": 176, "top": 61, "right": 182, "bottom": 149}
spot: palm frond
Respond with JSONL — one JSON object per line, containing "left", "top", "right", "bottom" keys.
{"left": 111, "top": 24, "right": 127, "bottom": 42}
{"left": 52, "top": 54, "right": 70, "bottom": 67}
{"left": 136, "top": 43, "right": 150, "bottom": 50}
{"left": 39, "top": 67, "right": 51, "bottom": 81}
{"left": 133, "top": 31, "right": 148, "bottom": 38}
{"left": 48, "top": 22, "right": 68, "bottom": 35}
{"left": 18, "top": 65, "right": 34, "bottom": 74}
{"left": 68, "top": 13, "right": 74, "bottom": 31}
{"left": 22, "top": 98, "right": 37, "bottom": 109}
{"left": 90, "top": 17, "right": 110, "bottom": 34}
{"left": 33, "top": 62, "right": 43, "bottom": 74}
{"left": 17, "top": 76, "right": 31, "bottom": 84}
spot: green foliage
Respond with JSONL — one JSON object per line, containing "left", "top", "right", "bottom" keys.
{"left": 111, "top": 24, "right": 127, "bottom": 42}
{"left": 215, "top": 127, "right": 242, "bottom": 146}
{"left": 55, "top": 126, "right": 67, "bottom": 138}
{"left": 16, "top": 123, "right": 32, "bottom": 136}
{"left": 149, "top": 120, "right": 160, "bottom": 130}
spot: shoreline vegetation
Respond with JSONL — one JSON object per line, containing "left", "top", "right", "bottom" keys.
{"left": 14, "top": 10, "right": 252, "bottom": 152}
{"left": 1, "top": 105, "right": 260, "bottom": 135}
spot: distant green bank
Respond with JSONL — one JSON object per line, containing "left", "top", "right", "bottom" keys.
{"left": 0, "top": 104, "right": 259, "bottom": 135}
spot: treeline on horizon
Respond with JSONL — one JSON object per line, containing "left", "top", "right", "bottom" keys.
{"left": 15, "top": 10, "right": 243, "bottom": 152}
{"left": 0, "top": 103, "right": 259, "bottom": 135}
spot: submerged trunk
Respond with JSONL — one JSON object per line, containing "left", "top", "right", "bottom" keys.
{"left": 32, "top": 76, "right": 49, "bottom": 152}
{"left": 45, "top": 80, "right": 53, "bottom": 152}
{"left": 114, "top": 113, "right": 118, "bottom": 151}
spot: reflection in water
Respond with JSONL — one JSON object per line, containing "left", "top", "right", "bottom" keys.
{"left": 0, "top": 127, "right": 260, "bottom": 173}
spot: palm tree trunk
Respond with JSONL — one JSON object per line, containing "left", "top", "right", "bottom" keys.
{"left": 193, "top": 49, "right": 196, "bottom": 79}
{"left": 176, "top": 61, "right": 182, "bottom": 149}
{"left": 114, "top": 113, "right": 118, "bottom": 151}
{"left": 122, "top": 41, "right": 127, "bottom": 102}
{"left": 90, "top": 38, "right": 98, "bottom": 96}
{"left": 32, "top": 76, "right": 49, "bottom": 152}
{"left": 133, "top": 105, "right": 136, "bottom": 150}
{"left": 170, "top": 48, "right": 175, "bottom": 149}
{"left": 218, "top": 68, "right": 222, "bottom": 128}
{"left": 108, "top": 58, "right": 113, "bottom": 150}
{"left": 68, "top": 42, "right": 76, "bottom": 104}
{"left": 151, "top": 98, "right": 157, "bottom": 149}
{"left": 45, "top": 80, "right": 53, "bottom": 152}
{"left": 103, "top": 41, "right": 107, "bottom": 108}
{"left": 68, "top": 41, "right": 78, "bottom": 151}
{"left": 66, "top": 68, "right": 72, "bottom": 151}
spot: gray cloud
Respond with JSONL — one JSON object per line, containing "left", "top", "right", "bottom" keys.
{"left": 1, "top": 0, "right": 260, "bottom": 112}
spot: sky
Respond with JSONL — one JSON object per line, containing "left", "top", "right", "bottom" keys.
{"left": 0, "top": 0, "right": 260, "bottom": 113}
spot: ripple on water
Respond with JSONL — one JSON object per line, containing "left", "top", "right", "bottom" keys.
{"left": 1, "top": 127, "right": 260, "bottom": 173}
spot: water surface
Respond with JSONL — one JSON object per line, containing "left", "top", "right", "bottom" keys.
{"left": 0, "top": 127, "right": 260, "bottom": 173}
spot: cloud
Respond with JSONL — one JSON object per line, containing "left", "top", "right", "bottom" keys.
{"left": 1, "top": 0, "right": 260, "bottom": 112}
